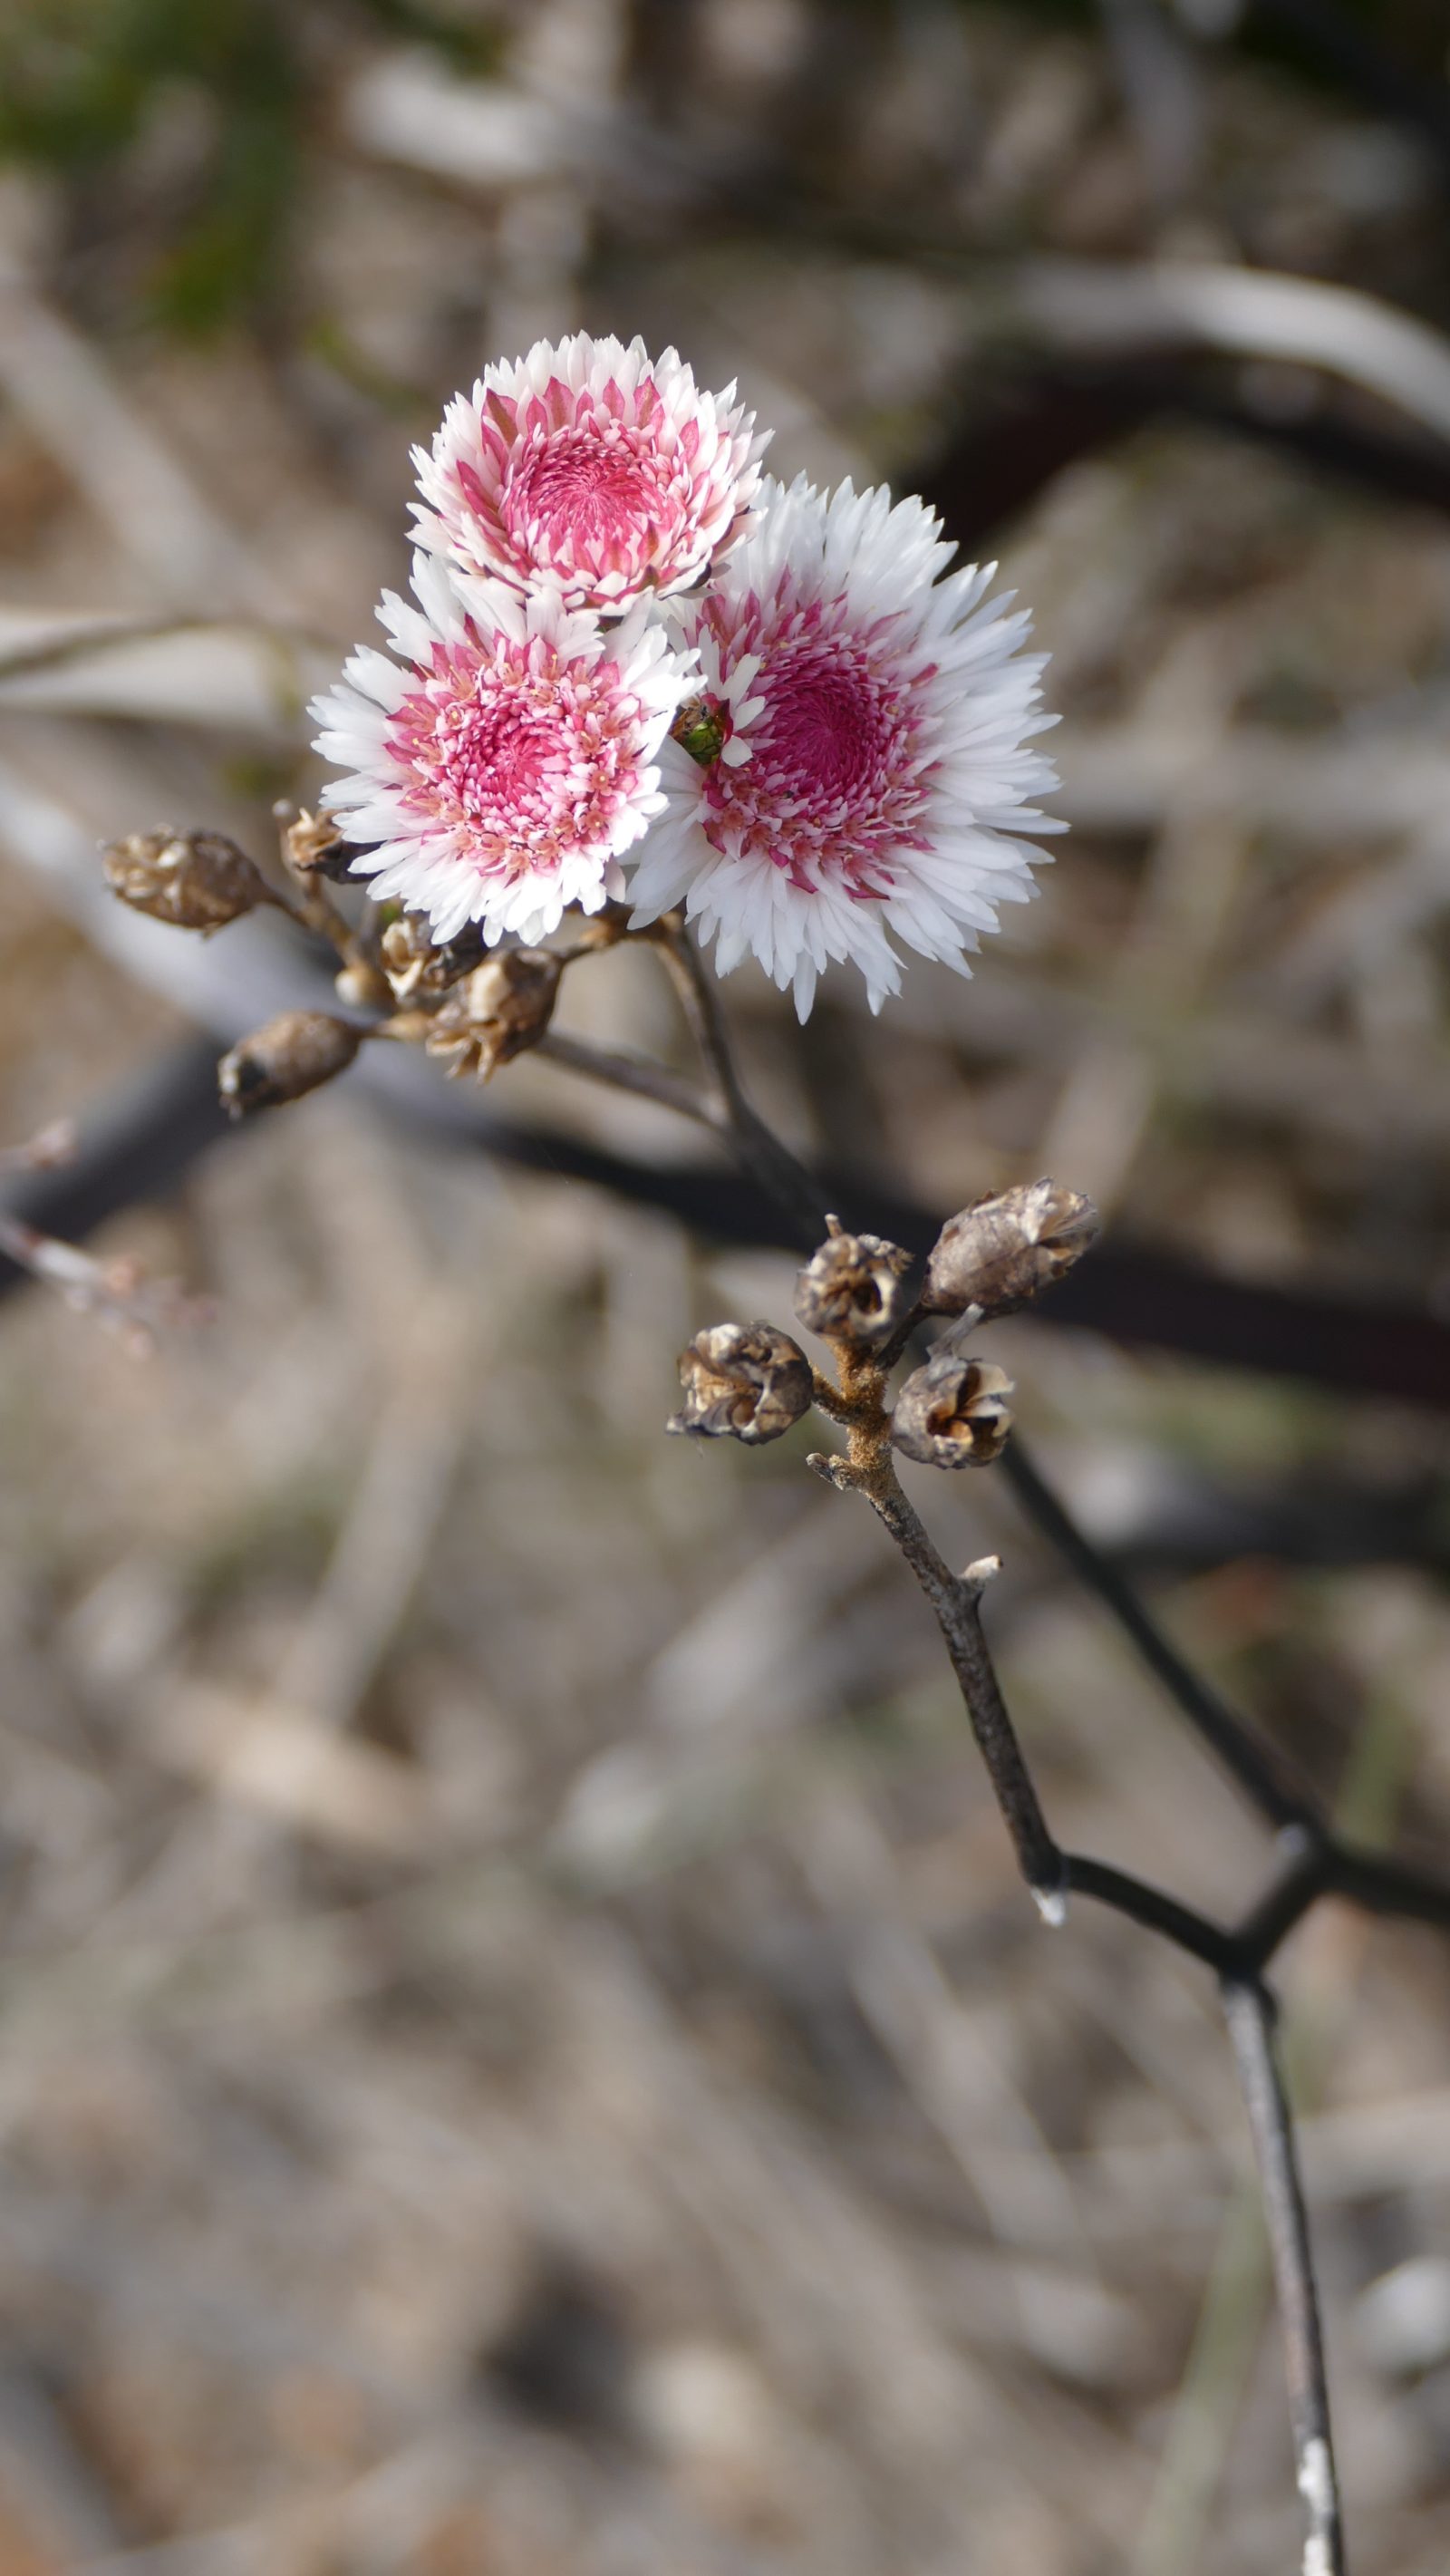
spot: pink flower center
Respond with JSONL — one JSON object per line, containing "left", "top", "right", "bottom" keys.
{"left": 507, "top": 422, "right": 667, "bottom": 554}
{"left": 700, "top": 595, "right": 933, "bottom": 896}
{"left": 387, "top": 632, "right": 644, "bottom": 882}
{"left": 448, "top": 377, "right": 726, "bottom": 603}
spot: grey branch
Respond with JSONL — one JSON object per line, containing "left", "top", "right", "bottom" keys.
{"left": 1223, "top": 1982, "right": 1345, "bottom": 2576}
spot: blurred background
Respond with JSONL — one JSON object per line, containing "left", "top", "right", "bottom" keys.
{"left": 3, "top": 2, "right": 1450, "bottom": 2569}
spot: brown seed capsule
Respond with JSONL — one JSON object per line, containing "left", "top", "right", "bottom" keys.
{"left": 668, "top": 1322, "right": 814, "bottom": 1446}
{"left": 424, "top": 951, "right": 562, "bottom": 1081}
{"left": 793, "top": 1215, "right": 914, "bottom": 1349}
{"left": 890, "top": 1353, "right": 1014, "bottom": 1469}
{"left": 380, "top": 912, "right": 488, "bottom": 1004}
{"left": 921, "top": 1178, "right": 1099, "bottom": 1322}
{"left": 218, "top": 1012, "right": 362, "bottom": 1119}
{"left": 279, "top": 805, "right": 352, "bottom": 882}
{"left": 101, "top": 829, "right": 271, "bottom": 934}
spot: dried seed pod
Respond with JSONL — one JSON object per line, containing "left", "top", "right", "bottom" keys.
{"left": 425, "top": 951, "right": 562, "bottom": 1081}
{"left": 921, "top": 1178, "right": 1098, "bottom": 1321}
{"left": 280, "top": 805, "right": 352, "bottom": 881}
{"left": 793, "top": 1215, "right": 914, "bottom": 1348}
{"left": 218, "top": 1012, "right": 362, "bottom": 1119}
{"left": 101, "top": 829, "right": 271, "bottom": 934}
{"left": 890, "top": 1353, "right": 1014, "bottom": 1468}
{"left": 668, "top": 1322, "right": 813, "bottom": 1446}
{"left": 380, "top": 912, "right": 488, "bottom": 1003}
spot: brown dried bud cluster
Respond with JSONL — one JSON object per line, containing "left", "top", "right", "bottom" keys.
{"left": 425, "top": 951, "right": 562, "bottom": 1081}
{"left": 218, "top": 1011, "right": 362, "bottom": 1119}
{"left": 280, "top": 806, "right": 352, "bottom": 883}
{"left": 890, "top": 1353, "right": 1014, "bottom": 1468}
{"left": 102, "top": 829, "right": 271, "bottom": 934}
{"left": 668, "top": 1322, "right": 814, "bottom": 1446}
{"left": 380, "top": 913, "right": 488, "bottom": 1004}
{"left": 921, "top": 1178, "right": 1098, "bottom": 1322}
{"left": 793, "top": 1216, "right": 914, "bottom": 1349}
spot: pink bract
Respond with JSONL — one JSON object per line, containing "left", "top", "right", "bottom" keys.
{"left": 411, "top": 334, "right": 768, "bottom": 615}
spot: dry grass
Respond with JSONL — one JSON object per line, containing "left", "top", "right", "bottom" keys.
{"left": 2, "top": 5, "right": 1450, "bottom": 2569}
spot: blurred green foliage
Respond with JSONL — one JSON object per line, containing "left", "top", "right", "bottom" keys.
{"left": 0, "top": 0, "right": 504, "bottom": 334}
{"left": 0, "top": 0, "right": 1443, "bottom": 336}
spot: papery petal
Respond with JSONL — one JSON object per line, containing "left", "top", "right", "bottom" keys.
{"left": 310, "top": 556, "right": 695, "bottom": 947}
{"left": 411, "top": 333, "right": 770, "bottom": 615}
{"left": 626, "top": 473, "right": 1058, "bottom": 1015}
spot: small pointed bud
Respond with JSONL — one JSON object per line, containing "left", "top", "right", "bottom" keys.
{"left": 668, "top": 1322, "right": 813, "bottom": 1446}
{"left": 793, "top": 1215, "right": 914, "bottom": 1349}
{"left": 102, "top": 828, "right": 270, "bottom": 934}
{"left": 380, "top": 912, "right": 488, "bottom": 1003}
{"left": 921, "top": 1178, "right": 1099, "bottom": 1321}
{"left": 890, "top": 1354, "right": 1014, "bottom": 1469}
{"left": 218, "top": 1012, "right": 362, "bottom": 1119}
{"left": 424, "top": 951, "right": 562, "bottom": 1081}
{"left": 278, "top": 804, "right": 352, "bottom": 882}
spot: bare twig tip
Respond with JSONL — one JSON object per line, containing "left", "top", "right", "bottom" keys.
{"left": 807, "top": 1450, "right": 857, "bottom": 1491}
{"left": 962, "top": 1553, "right": 1002, "bottom": 1585}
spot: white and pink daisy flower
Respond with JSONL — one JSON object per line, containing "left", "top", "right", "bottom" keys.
{"left": 411, "top": 333, "right": 768, "bottom": 615}
{"left": 627, "top": 473, "right": 1062, "bottom": 1019}
{"left": 309, "top": 551, "right": 691, "bottom": 946}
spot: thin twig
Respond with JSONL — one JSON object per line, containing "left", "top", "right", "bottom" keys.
{"left": 1063, "top": 1855, "right": 1238, "bottom": 1976}
{"left": 846, "top": 1458, "right": 1064, "bottom": 1909}
{"left": 1000, "top": 1438, "right": 1320, "bottom": 1836}
{"left": 641, "top": 926, "right": 1331, "bottom": 1838}
{"left": 617, "top": 926, "right": 1450, "bottom": 1961}
{"left": 531, "top": 928, "right": 1450, "bottom": 1980}
{"left": 1232, "top": 1837, "right": 1334, "bottom": 1972}
{"left": 0, "top": 1128, "right": 204, "bottom": 1353}
{"left": 817, "top": 1412, "right": 1347, "bottom": 2563}
{"left": 651, "top": 923, "right": 832, "bottom": 1243}
{"left": 1222, "top": 1981, "right": 1346, "bottom": 2576}
{"left": 1324, "top": 1844, "right": 1450, "bottom": 1942}
{"left": 534, "top": 1031, "right": 722, "bottom": 1129}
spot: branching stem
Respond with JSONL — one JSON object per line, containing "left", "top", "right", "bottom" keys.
{"left": 603, "top": 919, "right": 1450, "bottom": 2576}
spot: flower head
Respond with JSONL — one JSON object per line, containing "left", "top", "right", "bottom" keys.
{"left": 411, "top": 333, "right": 768, "bottom": 615}
{"left": 309, "top": 553, "right": 691, "bottom": 945}
{"left": 628, "top": 473, "right": 1062, "bottom": 1018}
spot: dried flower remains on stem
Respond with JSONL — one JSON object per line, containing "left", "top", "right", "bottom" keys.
{"left": 668, "top": 1322, "right": 814, "bottom": 1445}
{"left": 793, "top": 1216, "right": 914, "bottom": 1350}
{"left": 102, "top": 829, "right": 273, "bottom": 934}
{"left": 922, "top": 1177, "right": 1099, "bottom": 1322}
{"left": 279, "top": 805, "right": 350, "bottom": 882}
{"left": 380, "top": 913, "right": 488, "bottom": 1003}
{"left": 218, "top": 1012, "right": 362, "bottom": 1119}
{"left": 890, "top": 1353, "right": 1014, "bottom": 1468}
{"left": 425, "top": 951, "right": 563, "bottom": 1082}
